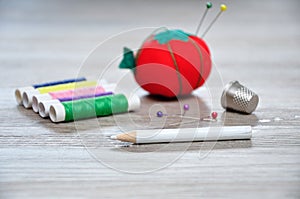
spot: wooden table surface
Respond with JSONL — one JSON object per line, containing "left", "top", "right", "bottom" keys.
{"left": 1, "top": 0, "right": 300, "bottom": 198}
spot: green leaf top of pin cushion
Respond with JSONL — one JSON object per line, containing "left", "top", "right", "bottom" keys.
{"left": 154, "top": 29, "right": 190, "bottom": 44}
{"left": 119, "top": 47, "right": 136, "bottom": 71}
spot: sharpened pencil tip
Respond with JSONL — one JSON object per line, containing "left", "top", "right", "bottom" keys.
{"left": 110, "top": 135, "right": 117, "bottom": 140}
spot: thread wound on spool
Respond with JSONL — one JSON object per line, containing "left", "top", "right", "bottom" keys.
{"left": 14, "top": 77, "right": 86, "bottom": 105}
{"left": 36, "top": 81, "right": 97, "bottom": 94}
{"left": 58, "top": 91, "right": 113, "bottom": 102}
{"left": 63, "top": 94, "right": 129, "bottom": 122}
{"left": 32, "top": 77, "right": 86, "bottom": 88}
{"left": 49, "top": 86, "right": 105, "bottom": 99}
{"left": 49, "top": 94, "right": 140, "bottom": 122}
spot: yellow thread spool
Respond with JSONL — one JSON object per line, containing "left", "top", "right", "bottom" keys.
{"left": 37, "top": 81, "right": 97, "bottom": 94}
{"left": 22, "top": 81, "right": 97, "bottom": 108}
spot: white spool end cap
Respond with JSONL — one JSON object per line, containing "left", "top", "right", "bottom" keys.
{"left": 126, "top": 94, "right": 141, "bottom": 112}
{"left": 23, "top": 90, "right": 40, "bottom": 108}
{"left": 32, "top": 93, "right": 52, "bottom": 113}
{"left": 49, "top": 103, "right": 65, "bottom": 123}
{"left": 15, "top": 86, "right": 35, "bottom": 105}
{"left": 39, "top": 99, "right": 60, "bottom": 118}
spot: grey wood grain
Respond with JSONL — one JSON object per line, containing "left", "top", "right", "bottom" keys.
{"left": 0, "top": 0, "right": 300, "bottom": 198}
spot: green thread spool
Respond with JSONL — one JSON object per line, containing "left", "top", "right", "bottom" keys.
{"left": 49, "top": 94, "right": 140, "bottom": 122}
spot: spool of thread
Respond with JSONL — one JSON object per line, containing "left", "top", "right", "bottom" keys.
{"left": 22, "top": 81, "right": 97, "bottom": 108}
{"left": 38, "top": 91, "right": 114, "bottom": 118}
{"left": 32, "top": 85, "right": 115, "bottom": 113}
{"left": 49, "top": 94, "right": 140, "bottom": 123}
{"left": 15, "top": 77, "right": 86, "bottom": 105}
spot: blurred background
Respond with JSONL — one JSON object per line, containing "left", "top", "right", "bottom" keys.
{"left": 1, "top": 0, "right": 299, "bottom": 87}
{"left": 1, "top": 0, "right": 300, "bottom": 111}
{"left": 0, "top": 0, "right": 300, "bottom": 198}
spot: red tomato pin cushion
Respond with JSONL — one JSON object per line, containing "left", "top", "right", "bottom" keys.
{"left": 119, "top": 29, "right": 212, "bottom": 97}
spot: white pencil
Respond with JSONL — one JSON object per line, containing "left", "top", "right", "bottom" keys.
{"left": 110, "top": 126, "right": 252, "bottom": 144}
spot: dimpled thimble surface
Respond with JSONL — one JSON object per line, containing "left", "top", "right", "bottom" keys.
{"left": 221, "top": 81, "right": 259, "bottom": 114}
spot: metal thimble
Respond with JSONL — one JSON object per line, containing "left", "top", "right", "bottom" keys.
{"left": 221, "top": 81, "right": 259, "bottom": 114}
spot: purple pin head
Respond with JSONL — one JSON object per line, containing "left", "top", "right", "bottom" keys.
{"left": 156, "top": 111, "right": 164, "bottom": 117}
{"left": 183, "top": 104, "right": 190, "bottom": 111}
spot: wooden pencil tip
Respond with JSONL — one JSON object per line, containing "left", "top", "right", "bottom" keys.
{"left": 111, "top": 132, "right": 137, "bottom": 143}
